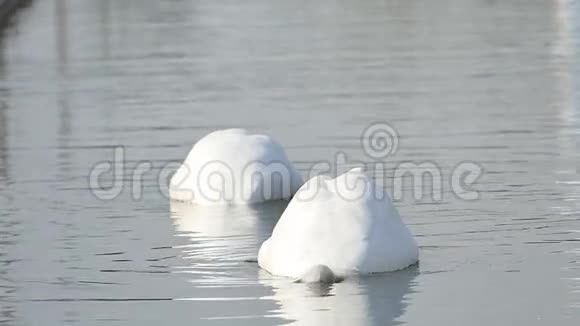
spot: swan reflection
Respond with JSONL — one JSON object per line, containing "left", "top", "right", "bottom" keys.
{"left": 259, "top": 267, "right": 418, "bottom": 326}
{"left": 170, "top": 201, "right": 288, "bottom": 263}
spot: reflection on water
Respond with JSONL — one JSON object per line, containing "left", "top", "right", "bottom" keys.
{"left": 169, "top": 201, "right": 289, "bottom": 324}
{"left": 170, "top": 201, "right": 286, "bottom": 279}
{"left": 260, "top": 268, "right": 417, "bottom": 326}
{"left": 0, "top": 17, "right": 16, "bottom": 326}
{"left": 0, "top": 0, "right": 579, "bottom": 325}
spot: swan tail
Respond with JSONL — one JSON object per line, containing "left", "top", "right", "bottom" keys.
{"left": 296, "top": 265, "right": 342, "bottom": 284}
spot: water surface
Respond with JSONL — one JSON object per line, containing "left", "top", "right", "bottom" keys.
{"left": 0, "top": 0, "right": 579, "bottom": 325}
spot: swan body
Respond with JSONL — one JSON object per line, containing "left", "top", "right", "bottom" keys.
{"left": 170, "top": 129, "right": 302, "bottom": 205}
{"left": 258, "top": 168, "right": 418, "bottom": 281}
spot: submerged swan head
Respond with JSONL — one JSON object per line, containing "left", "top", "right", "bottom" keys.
{"left": 258, "top": 168, "right": 419, "bottom": 282}
{"left": 170, "top": 129, "right": 303, "bottom": 205}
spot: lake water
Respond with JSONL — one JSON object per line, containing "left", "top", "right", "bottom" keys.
{"left": 0, "top": 0, "right": 579, "bottom": 325}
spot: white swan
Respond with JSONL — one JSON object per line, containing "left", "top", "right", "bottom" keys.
{"left": 258, "top": 168, "right": 419, "bottom": 282}
{"left": 170, "top": 129, "right": 303, "bottom": 205}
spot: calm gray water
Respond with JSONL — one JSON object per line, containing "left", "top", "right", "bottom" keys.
{"left": 1, "top": 0, "right": 580, "bottom": 325}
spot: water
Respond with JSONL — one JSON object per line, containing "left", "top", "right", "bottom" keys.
{"left": 0, "top": 0, "right": 579, "bottom": 325}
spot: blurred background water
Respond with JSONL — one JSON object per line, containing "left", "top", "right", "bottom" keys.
{"left": 0, "top": 0, "right": 579, "bottom": 325}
